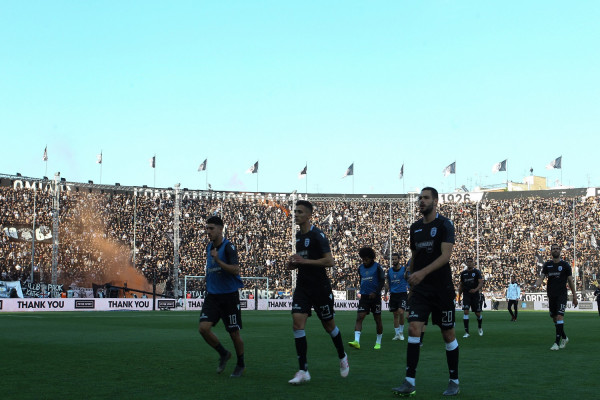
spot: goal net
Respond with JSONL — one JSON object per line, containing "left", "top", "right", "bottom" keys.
{"left": 183, "top": 276, "right": 271, "bottom": 309}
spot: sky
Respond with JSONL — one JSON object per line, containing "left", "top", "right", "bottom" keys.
{"left": 1, "top": 1, "right": 599, "bottom": 195}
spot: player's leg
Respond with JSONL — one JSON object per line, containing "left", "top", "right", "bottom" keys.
{"left": 321, "top": 317, "right": 349, "bottom": 377}
{"left": 350, "top": 301, "right": 367, "bottom": 349}
{"left": 199, "top": 295, "right": 231, "bottom": 373}
{"left": 373, "top": 307, "right": 383, "bottom": 349}
{"left": 548, "top": 297, "right": 561, "bottom": 350}
{"left": 223, "top": 293, "right": 245, "bottom": 377}
{"left": 289, "top": 286, "right": 312, "bottom": 383}
{"left": 392, "top": 309, "right": 401, "bottom": 339}
{"left": 508, "top": 300, "right": 515, "bottom": 320}
{"left": 228, "top": 330, "right": 245, "bottom": 377}
{"left": 437, "top": 297, "right": 459, "bottom": 396}
{"left": 318, "top": 294, "right": 349, "bottom": 378}
{"left": 462, "top": 298, "right": 471, "bottom": 337}
{"left": 475, "top": 305, "right": 483, "bottom": 336}
{"left": 289, "top": 312, "right": 312, "bottom": 383}
{"left": 392, "top": 292, "right": 428, "bottom": 396}
{"left": 389, "top": 294, "right": 402, "bottom": 340}
{"left": 392, "top": 319, "right": 424, "bottom": 396}
{"left": 199, "top": 321, "right": 219, "bottom": 346}
{"left": 556, "top": 295, "right": 568, "bottom": 348}
{"left": 352, "top": 311, "right": 366, "bottom": 343}
{"left": 398, "top": 294, "right": 407, "bottom": 339}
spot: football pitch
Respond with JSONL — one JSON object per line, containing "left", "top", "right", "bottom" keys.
{"left": 3, "top": 310, "right": 599, "bottom": 399}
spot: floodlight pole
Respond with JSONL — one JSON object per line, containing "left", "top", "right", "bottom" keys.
{"left": 51, "top": 172, "right": 60, "bottom": 294}
{"left": 173, "top": 183, "right": 181, "bottom": 298}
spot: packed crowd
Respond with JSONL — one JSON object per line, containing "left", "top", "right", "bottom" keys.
{"left": 2, "top": 185, "right": 600, "bottom": 297}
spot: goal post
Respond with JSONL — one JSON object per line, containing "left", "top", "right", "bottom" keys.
{"left": 183, "top": 276, "right": 271, "bottom": 310}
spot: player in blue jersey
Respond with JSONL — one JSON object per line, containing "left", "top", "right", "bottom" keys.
{"left": 535, "top": 244, "right": 578, "bottom": 350}
{"left": 392, "top": 187, "right": 460, "bottom": 397}
{"left": 348, "top": 247, "right": 385, "bottom": 350}
{"left": 198, "top": 216, "right": 245, "bottom": 377}
{"left": 286, "top": 200, "right": 349, "bottom": 384}
{"left": 386, "top": 253, "right": 409, "bottom": 341}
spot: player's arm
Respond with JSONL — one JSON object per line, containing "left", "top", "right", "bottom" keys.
{"left": 567, "top": 275, "right": 578, "bottom": 307}
{"left": 384, "top": 270, "right": 390, "bottom": 299}
{"left": 288, "top": 251, "right": 334, "bottom": 269}
{"left": 407, "top": 242, "right": 454, "bottom": 287}
{"left": 375, "top": 265, "right": 385, "bottom": 299}
{"left": 406, "top": 255, "right": 414, "bottom": 275}
{"left": 472, "top": 276, "right": 484, "bottom": 293}
{"left": 534, "top": 272, "right": 545, "bottom": 288}
{"left": 211, "top": 244, "right": 240, "bottom": 275}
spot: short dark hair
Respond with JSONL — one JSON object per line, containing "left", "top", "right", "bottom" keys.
{"left": 466, "top": 256, "right": 474, "bottom": 261}
{"left": 421, "top": 186, "right": 439, "bottom": 199}
{"left": 206, "top": 216, "right": 224, "bottom": 226}
{"left": 391, "top": 252, "right": 400, "bottom": 258}
{"left": 358, "top": 247, "right": 376, "bottom": 259}
{"left": 296, "top": 200, "right": 313, "bottom": 213}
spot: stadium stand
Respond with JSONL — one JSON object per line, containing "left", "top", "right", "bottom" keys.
{"left": 1, "top": 175, "right": 600, "bottom": 298}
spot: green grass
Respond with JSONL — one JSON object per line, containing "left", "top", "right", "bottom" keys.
{"left": 3, "top": 310, "right": 599, "bottom": 399}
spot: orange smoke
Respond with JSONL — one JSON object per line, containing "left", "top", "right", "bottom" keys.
{"left": 62, "top": 200, "right": 153, "bottom": 297}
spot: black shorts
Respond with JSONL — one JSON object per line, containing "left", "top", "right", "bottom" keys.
{"left": 462, "top": 292, "right": 482, "bottom": 313}
{"left": 291, "top": 282, "right": 335, "bottom": 321}
{"left": 200, "top": 291, "right": 242, "bottom": 332}
{"left": 548, "top": 293, "right": 568, "bottom": 317}
{"left": 357, "top": 295, "right": 382, "bottom": 315}
{"left": 388, "top": 292, "right": 408, "bottom": 312}
{"left": 407, "top": 287, "right": 456, "bottom": 330}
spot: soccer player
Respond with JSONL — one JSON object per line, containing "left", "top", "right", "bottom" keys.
{"left": 392, "top": 187, "right": 460, "bottom": 397}
{"left": 535, "top": 244, "right": 578, "bottom": 350}
{"left": 458, "top": 257, "right": 484, "bottom": 337}
{"left": 386, "top": 253, "right": 409, "bottom": 341}
{"left": 348, "top": 247, "right": 385, "bottom": 350}
{"left": 506, "top": 276, "right": 521, "bottom": 321}
{"left": 198, "top": 216, "right": 245, "bottom": 377}
{"left": 286, "top": 200, "right": 349, "bottom": 384}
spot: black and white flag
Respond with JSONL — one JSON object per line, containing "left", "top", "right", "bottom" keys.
{"left": 198, "top": 159, "right": 207, "bottom": 171}
{"left": 246, "top": 161, "right": 259, "bottom": 174}
{"left": 492, "top": 159, "right": 506, "bottom": 173}
{"left": 342, "top": 163, "right": 354, "bottom": 178}
{"left": 546, "top": 156, "right": 562, "bottom": 170}
{"left": 298, "top": 165, "right": 307, "bottom": 179}
{"left": 443, "top": 162, "right": 456, "bottom": 177}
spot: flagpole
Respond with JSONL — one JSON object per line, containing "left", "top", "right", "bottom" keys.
{"left": 100, "top": 150, "right": 103, "bottom": 185}
{"left": 305, "top": 162, "right": 308, "bottom": 195}
{"left": 454, "top": 161, "right": 457, "bottom": 192}
{"left": 256, "top": 160, "right": 259, "bottom": 193}
{"left": 505, "top": 163, "right": 508, "bottom": 191}
{"left": 153, "top": 154, "right": 156, "bottom": 189}
{"left": 561, "top": 159, "right": 563, "bottom": 186}
{"left": 352, "top": 161, "right": 355, "bottom": 194}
